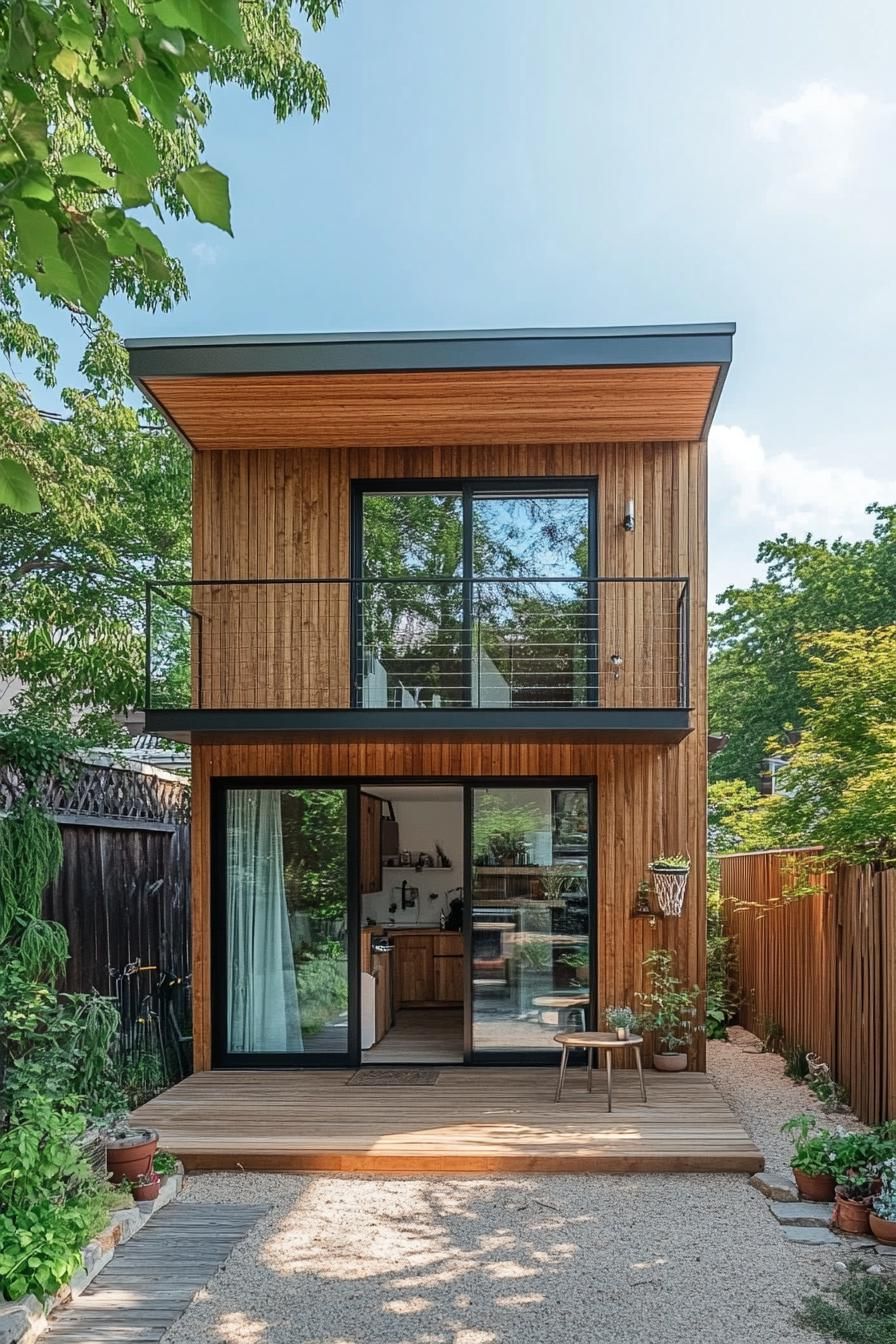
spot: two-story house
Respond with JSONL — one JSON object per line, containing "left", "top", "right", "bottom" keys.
{"left": 129, "top": 323, "right": 732, "bottom": 1079}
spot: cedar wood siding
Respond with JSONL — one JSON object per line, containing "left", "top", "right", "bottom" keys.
{"left": 190, "top": 440, "right": 708, "bottom": 1069}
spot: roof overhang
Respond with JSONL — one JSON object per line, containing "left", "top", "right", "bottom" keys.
{"left": 126, "top": 323, "right": 734, "bottom": 452}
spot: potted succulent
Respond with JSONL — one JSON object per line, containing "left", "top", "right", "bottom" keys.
{"left": 781, "top": 1115, "right": 838, "bottom": 1201}
{"left": 870, "top": 1159, "right": 896, "bottom": 1245}
{"left": 636, "top": 948, "right": 701, "bottom": 1070}
{"left": 649, "top": 853, "right": 691, "bottom": 917}
{"left": 605, "top": 1005, "right": 638, "bottom": 1041}
{"left": 833, "top": 1167, "right": 878, "bottom": 1236}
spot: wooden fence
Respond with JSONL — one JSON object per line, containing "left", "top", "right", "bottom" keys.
{"left": 720, "top": 849, "right": 896, "bottom": 1125}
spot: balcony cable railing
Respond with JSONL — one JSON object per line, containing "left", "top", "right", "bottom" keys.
{"left": 144, "top": 576, "right": 690, "bottom": 714}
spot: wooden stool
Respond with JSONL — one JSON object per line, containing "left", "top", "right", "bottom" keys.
{"left": 554, "top": 1031, "right": 647, "bottom": 1111}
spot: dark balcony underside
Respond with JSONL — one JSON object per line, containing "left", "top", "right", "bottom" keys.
{"left": 145, "top": 706, "right": 693, "bottom": 745}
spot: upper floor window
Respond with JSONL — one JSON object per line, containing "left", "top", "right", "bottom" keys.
{"left": 357, "top": 481, "right": 596, "bottom": 709}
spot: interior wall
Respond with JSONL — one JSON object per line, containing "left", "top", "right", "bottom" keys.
{"left": 362, "top": 794, "right": 464, "bottom": 927}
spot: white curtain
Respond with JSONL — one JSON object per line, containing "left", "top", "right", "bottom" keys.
{"left": 227, "top": 790, "right": 303, "bottom": 1053}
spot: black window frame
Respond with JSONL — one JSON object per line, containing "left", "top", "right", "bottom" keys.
{"left": 350, "top": 477, "right": 600, "bottom": 710}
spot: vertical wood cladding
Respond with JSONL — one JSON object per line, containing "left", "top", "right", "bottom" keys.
{"left": 190, "top": 440, "right": 708, "bottom": 1071}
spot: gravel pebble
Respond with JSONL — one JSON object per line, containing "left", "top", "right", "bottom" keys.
{"left": 159, "top": 1036, "right": 857, "bottom": 1344}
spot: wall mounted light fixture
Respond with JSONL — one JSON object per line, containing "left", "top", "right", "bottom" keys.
{"left": 623, "top": 498, "right": 636, "bottom": 531}
{"left": 609, "top": 653, "right": 623, "bottom": 679}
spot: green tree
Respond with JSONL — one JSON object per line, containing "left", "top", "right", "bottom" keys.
{"left": 0, "top": 334, "right": 190, "bottom": 739}
{"left": 0, "top": 1, "right": 336, "bottom": 321}
{"left": 770, "top": 626, "right": 896, "bottom": 864}
{"left": 707, "top": 778, "right": 779, "bottom": 854}
{"left": 0, "top": 1, "right": 340, "bottom": 734}
{"left": 709, "top": 505, "right": 896, "bottom": 784}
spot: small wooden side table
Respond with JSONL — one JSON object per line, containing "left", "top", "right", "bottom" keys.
{"left": 531, "top": 994, "right": 589, "bottom": 1033}
{"left": 553, "top": 1031, "right": 647, "bottom": 1111}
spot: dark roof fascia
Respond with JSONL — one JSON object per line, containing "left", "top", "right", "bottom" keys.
{"left": 126, "top": 323, "right": 734, "bottom": 381}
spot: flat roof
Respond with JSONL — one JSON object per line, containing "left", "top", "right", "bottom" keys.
{"left": 126, "top": 323, "right": 734, "bottom": 450}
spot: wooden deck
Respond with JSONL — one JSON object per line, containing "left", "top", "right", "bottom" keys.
{"left": 132, "top": 1068, "right": 763, "bottom": 1175}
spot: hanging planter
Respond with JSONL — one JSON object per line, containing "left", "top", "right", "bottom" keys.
{"left": 649, "top": 854, "right": 691, "bottom": 918}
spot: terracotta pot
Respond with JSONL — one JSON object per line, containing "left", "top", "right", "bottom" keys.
{"left": 106, "top": 1129, "right": 159, "bottom": 1186}
{"left": 132, "top": 1175, "right": 161, "bottom": 1203}
{"left": 869, "top": 1212, "right": 896, "bottom": 1246}
{"left": 833, "top": 1193, "right": 872, "bottom": 1236}
{"left": 653, "top": 1052, "right": 688, "bottom": 1072}
{"left": 793, "top": 1169, "right": 835, "bottom": 1202}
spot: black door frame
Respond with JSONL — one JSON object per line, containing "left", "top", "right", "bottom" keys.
{"left": 209, "top": 775, "right": 597, "bottom": 1070}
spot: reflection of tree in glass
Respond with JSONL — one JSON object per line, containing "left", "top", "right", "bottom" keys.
{"left": 473, "top": 794, "right": 544, "bottom": 865}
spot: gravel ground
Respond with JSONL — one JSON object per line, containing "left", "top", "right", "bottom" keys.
{"left": 161, "top": 1038, "right": 853, "bottom": 1344}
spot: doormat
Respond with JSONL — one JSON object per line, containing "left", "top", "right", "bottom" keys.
{"left": 347, "top": 1069, "right": 440, "bottom": 1086}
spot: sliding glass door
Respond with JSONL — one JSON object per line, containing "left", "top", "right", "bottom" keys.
{"left": 469, "top": 784, "right": 593, "bottom": 1057}
{"left": 216, "top": 786, "right": 353, "bottom": 1065}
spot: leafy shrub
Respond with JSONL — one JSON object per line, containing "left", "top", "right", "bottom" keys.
{"left": 637, "top": 949, "right": 702, "bottom": 1053}
{"left": 297, "top": 957, "right": 348, "bottom": 1039}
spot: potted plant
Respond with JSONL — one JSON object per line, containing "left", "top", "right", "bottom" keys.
{"left": 781, "top": 1115, "right": 838, "bottom": 1201}
{"left": 560, "top": 945, "right": 589, "bottom": 986}
{"left": 649, "top": 853, "right": 691, "bottom": 917}
{"left": 636, "top": 948, "right": 701, "bottom": 1070}
{"left": 130, "top": 1169, "right": 162, "bottom": 1203}
{"left": 105, "top": 1115, "right": 160, "bottom": 1186}
{"left": 833, "top": 1167, "right": 877, "bottom": 1236}
{"left": 153, "top": 1149, "right": 178, "bottom": 1185}
{"left": 870, "top": 1159, "right": 896, "bottom": 1245}
{"left": 605, "top": 1005, "right": 638, "bottom": 1041}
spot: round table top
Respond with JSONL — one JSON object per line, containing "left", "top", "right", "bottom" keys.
{"left": 532, "top": 994, "right": 589, "bottom": 1009}
{"left": 554, "top": 1031, "right": 643, "bottom": 1048}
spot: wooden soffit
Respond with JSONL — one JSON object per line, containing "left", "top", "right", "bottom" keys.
{"left": 128, "top": 325, "right": 733, "bottom": 451}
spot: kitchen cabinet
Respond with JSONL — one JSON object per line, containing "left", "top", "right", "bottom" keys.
{"left": 396, "top": 936, "right": 433, "bottom": 1004}
{"left": 359, "top": 793, "right": 382, "bottom": 895}
{"left": 433, "top": 950, "right": 463, "bottom": 1003}
{"left": 371, "top": 951, "right": 393, "bottom": 1042}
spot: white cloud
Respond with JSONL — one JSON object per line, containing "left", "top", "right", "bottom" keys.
{"left": 708, "top": 424, "right": 896, "bottom": 598}
{"left": 191, "top": 240, "right": 219, "bottom": 266}
{"left": 751, "top": 81, "right": 893, "bottom": 197}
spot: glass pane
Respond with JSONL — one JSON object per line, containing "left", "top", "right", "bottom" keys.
{"left": 361, "top": 493, "right": 465, "bottom": 707}
{"left": 225, "top": 788, "right": 348, "bottom": 1055}
{"left": 472, "top": 493, "right": 589, "bottom": 578}
{"left": 471, "top": 786, "right": 590, "bottom": 1053}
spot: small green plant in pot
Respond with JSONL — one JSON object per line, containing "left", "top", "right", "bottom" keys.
{"left": 781, "top": 1114, "right": 838, "bottom": 1201}
{"left": 560, "top": 945, "right": 589, "bottom": 986}
{"left": 833, "top": 1166, "right": 877, "bottom": 1236}
{"left": 870, "top": 1158, "right": 896, "bottom": 1245}
{"left": 605, "top": 1005, "right": 638, "bottom": 1041}
{"left": 636, "top": 949, "right": 701, "bottom": 1071}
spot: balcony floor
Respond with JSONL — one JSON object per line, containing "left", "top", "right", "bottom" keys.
{"left": 131, "top": 1067, "right": 762, "bottom": 1175}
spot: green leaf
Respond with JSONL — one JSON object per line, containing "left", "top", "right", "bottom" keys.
{"left": 59, "top": 221, "right": 111, "bottom": 315}
{"left": 0, "top": 458, "right": 40, "bottom": 513}
{"left": 58, "top": 14, "right": 94, "bottom": 55}
{"left": 123, "top": 219, "right": 167, "bottom": 256}
{"left": 129, "top": 58, "right": 184, "bottom": 130}
{"left": 156, "top": 27, "right": 186, "bottom": 57}
{"left": 175, "top": 162, "right": 232, "bottom": 233}
{"left": 19, "top": 168, "right": 54, "bottom": 202}
{"left": 91, "top": 97, "right": 160, "bottom": 179}
{"left": 59, "top": 153, "right": 115, "bottom": 190}
{"left": 115, "top": 173, "right": 153, "bottom": 207}
{"left": 51, "top": 48, "right": 83, "bottom": 81}
{"left": 151, "top": 0, "right": 246, "bottom": 49}
{"left": 136, "top": 245, "right": 172, "bottom": 284}
{"left": 0, "top": 91, "right": 48, "bottom": 164}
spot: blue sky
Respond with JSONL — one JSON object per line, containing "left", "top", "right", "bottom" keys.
{"left": 21, "top": 0, "right": 896, "bottom": 599}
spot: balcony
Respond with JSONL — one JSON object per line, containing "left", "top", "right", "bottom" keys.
{"left": 144, "top": 577, "right": 692, "bottom": 742}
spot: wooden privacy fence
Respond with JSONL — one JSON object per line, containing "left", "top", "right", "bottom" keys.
{"left": 720, "top": 849, "right": 896, "bottom": 1126}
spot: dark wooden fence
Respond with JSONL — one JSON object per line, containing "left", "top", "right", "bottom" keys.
{"left": 720, "top": 849, "right": 896, "bottom": 1125}
{"left": 3, "top": 755, "right": 191, "bottom": 1046}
